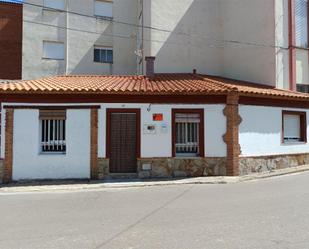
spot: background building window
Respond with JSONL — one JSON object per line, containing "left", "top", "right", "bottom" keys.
{"left": 297, "top": 84, "right": 309, "bottom": 93}
{"left": 40, "top": 110, "right": 66, "bottom": 153}
{"left": 43, "top": 41, "right": 65, "bottom": 60}
{"left": 282, "top": 111, "right": 307, "bottom": 143}
{"left": 94, "top": 0, "right": 113, "bottom": 18}
{"left": 172, "top": 110, "right": 204, "bottom": 157}
{"left": 295, "top": 0, "right": 308, "bottom": 48}
{"left": 43, "top": 0, "right": 65, "bottom": 10}
{"left": 94, "top": 47, "right": 113, "bottom": 63}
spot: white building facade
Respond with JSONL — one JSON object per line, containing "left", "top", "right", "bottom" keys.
{"left": 1, "top": 72, "right": 309, "bottom": 182}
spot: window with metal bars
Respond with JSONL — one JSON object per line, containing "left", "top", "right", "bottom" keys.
{"left": 175, "top": 113, "right": 200, "bottom": 157}
{"left": 40, "top": 110, "right": 66, "bottom": 153}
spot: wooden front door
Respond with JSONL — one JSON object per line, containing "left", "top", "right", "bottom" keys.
{"left": 107, "top": 109, "right": 140, "bottom": 173}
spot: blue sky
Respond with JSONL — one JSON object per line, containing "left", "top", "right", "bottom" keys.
{"left": 0, "top": 0, "right": 23, "bottom": 3}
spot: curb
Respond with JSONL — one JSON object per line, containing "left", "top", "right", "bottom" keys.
{"left": 1, "top": 165, "right": 309, "bottom": 194}
{"left": 239, "top": 164, "right": 309, "bottom": 182}
{"left": 0, "top": 177, "right": 239, "bottom": 194}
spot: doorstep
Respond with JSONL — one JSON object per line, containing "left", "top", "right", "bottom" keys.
{"left": 107, "top": 173, "right": 138, "bottom": 179}
{"left": 1, "top": 164, "right": 309, "bottom": 194}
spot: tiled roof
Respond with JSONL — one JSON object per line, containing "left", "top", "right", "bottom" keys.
{"left": 1, "top": 74, "right": 309, "bottom": 100}
{"left": 202, "top": 75, "right": 309, "bottom": 99}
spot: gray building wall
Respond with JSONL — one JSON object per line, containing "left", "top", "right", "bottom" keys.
{"left": 139, "top": 0, "right": 291, "bottom": 89}
{"left": 22, "top": 0, "right": 138, "bottom": 80}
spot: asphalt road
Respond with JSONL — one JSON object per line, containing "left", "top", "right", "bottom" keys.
{"left": 1, "top": 173, "right": 309, "bottom": 249}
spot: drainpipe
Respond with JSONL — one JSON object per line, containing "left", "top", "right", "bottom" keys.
{"left": 65, "top": 0, "right": 69, "bottom": 75}
{"left": 141, "top": 0, "right": 144, "bottom": 74}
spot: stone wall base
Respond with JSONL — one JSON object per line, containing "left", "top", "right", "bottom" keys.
{"left": 98, "top": 157, "right": 226, "bottom": 179}
{"left": 239, "top": 153, "right": 309, "bottom": 176}
{"left": 98, "top": 158, "right": 110, "bottom": 179}
{"left": 3, "top": 153, "right": 308, "bottom": 181}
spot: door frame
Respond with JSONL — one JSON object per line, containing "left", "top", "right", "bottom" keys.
{"left": 106, "top": 108, "right": 141, "bottom": 160}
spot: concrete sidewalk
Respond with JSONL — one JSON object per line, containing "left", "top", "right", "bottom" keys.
{"left": 1, "top": 164, "right": 309, "bottom": 194}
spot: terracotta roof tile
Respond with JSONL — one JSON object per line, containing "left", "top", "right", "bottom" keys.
{"left": 0, "top": 74, "right": 309, "bottom": 100}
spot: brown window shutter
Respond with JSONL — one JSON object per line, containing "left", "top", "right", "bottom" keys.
{"left": 39, "top": 110, "right": 66, "bottom": 120}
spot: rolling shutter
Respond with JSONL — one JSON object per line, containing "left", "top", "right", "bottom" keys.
{"left": 284, "top": 114, "right": 301, "bottom": 140}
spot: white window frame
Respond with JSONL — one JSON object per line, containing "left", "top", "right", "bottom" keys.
{"left": 94, "top": 0, "right": 113, "bottom": 18}
{"left": 94, "top": 46, "right": 113, "bottom": 63}
{"left": 42, "top": 41, "right": 65, "bottom": 60}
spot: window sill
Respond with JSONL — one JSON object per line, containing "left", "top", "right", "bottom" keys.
{"left": 293, "top": 46, "right": 309, "bottom": 51}
{"left": 282, "top": 141, "right": 307, "bottom": 145}
{"left": 94, "top": 61, "right": 113, "bottom": 64}
{"left": 94, "top": 15, "right": 113, "bottom": 20}
{"left": 42, "top": 8, "right": 65, "bottom": 13}
{"left": 42, "top": 57, "right": 65, "bottom": 61}
{"left": 174, "top": 156, "right": 204, "bottom": 159}
{"left": 39, "top": 152, "right": 66, "bottom": 156}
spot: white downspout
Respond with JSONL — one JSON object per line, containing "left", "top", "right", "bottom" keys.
{"left": 65, "top": 0, "right": 69, "bottom": 75}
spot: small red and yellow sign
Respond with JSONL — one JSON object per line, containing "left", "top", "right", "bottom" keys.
{"left": 153, "top": 113, "right": 163, "bottom": 121}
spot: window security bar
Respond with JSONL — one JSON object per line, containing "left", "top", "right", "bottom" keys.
{"left": 41, "top": 119, "right": 66, "bottom": 152}
{"left": 175, "top": 121, "right": 199, "bottom": 155}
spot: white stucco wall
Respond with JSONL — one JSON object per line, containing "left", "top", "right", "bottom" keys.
{"left": 3, "top": 102, "right": 309, "bottom": 180}
{"left": 98, "top": 103, "right": 227, "bottom": 158}
{"left": 5, "top": 102, "right": 309, "bottom": 179}
{"left": 1, "top": 103, "right": 227, "bottom": 166}
{"left": 12, "top": 109, "right": 91, "bottom": 180}
{"left": 239, "top": 105, "right": 309, "bottom": 157}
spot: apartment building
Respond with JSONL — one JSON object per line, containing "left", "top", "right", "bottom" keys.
{"left": 22, "top": 0, "right": 138, "bottom": 79}
{"left": 138, "top": 0, "right": 309, "bottom": 92}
